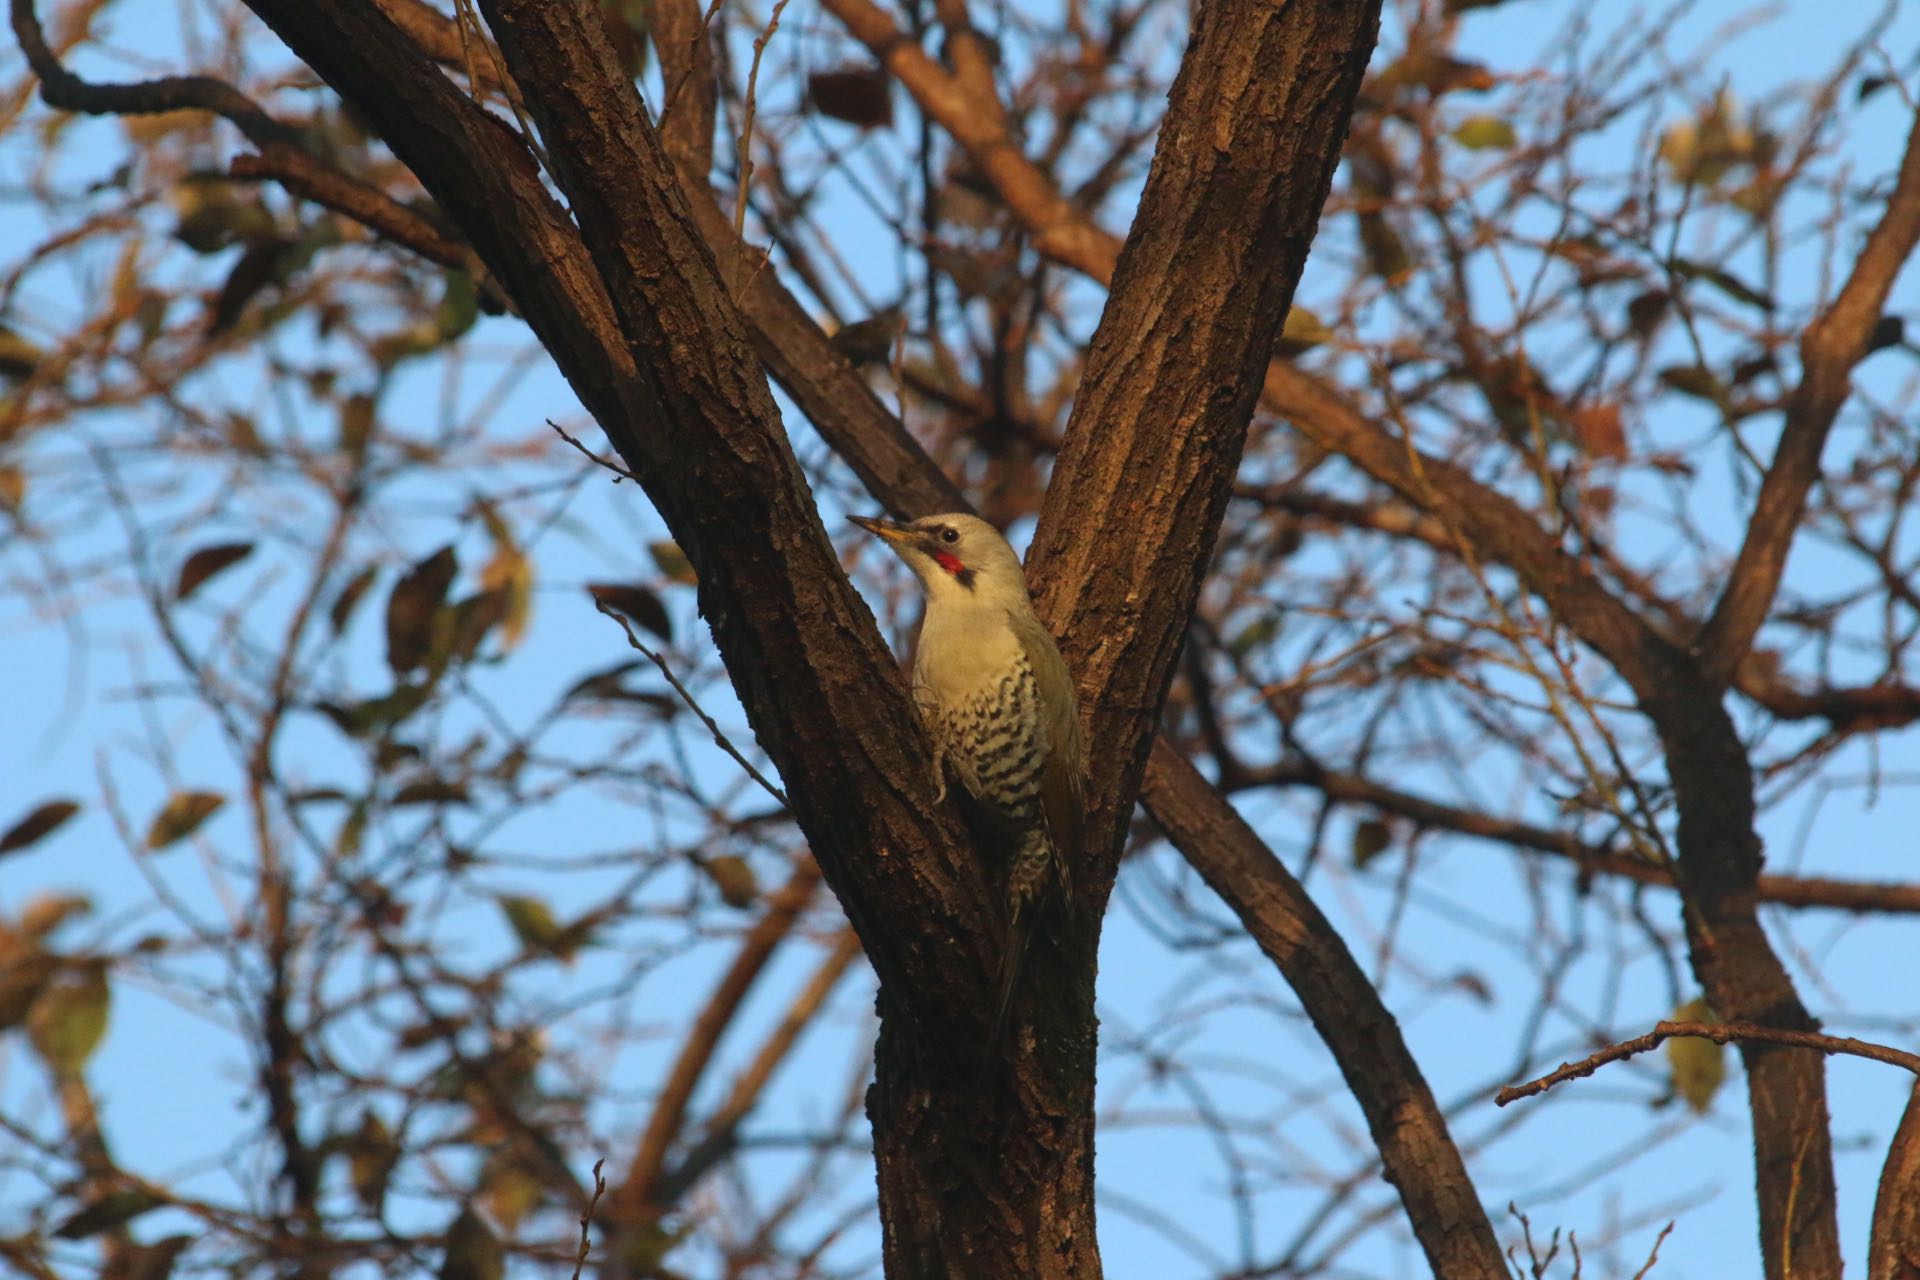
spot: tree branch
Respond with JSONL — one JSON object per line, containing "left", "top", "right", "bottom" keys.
{"left": 815, "top": 0, "right": 1120, "bottom": 282}
{"left": 239, "top": 0, "right": 993, "bottom": 990}
{"left": 10, "top": 0, "right": 299, "bottom": 148}
{"left": 653, "top": 929, "right": 865, "bottom": 1206}
{"left": 371, "top": 0, "right": 521, "bottom": 100}
{"left": 659, "top": 66, "right": 1511, "bottom": 1280}
{"left": 1235, "top": 482, "right": 1920, "bottom": 734}
{"left": 1496, "top": 1020, "right": 1920, "bottom": 1107}
{"left": 1027, "top": 0, "right": 1382, "bottom": 873}
{"left": 652, "top": 0, "right": 716, "bottom": 176}
{"left": 613, "top": 858, "right": 819, "bottom": 1221}
{"left": 1697, "top": 107, "right": 1920, "bottom": 685}
{"left": 815, "top": 1, "right": 1849, "bottom": 1267}
{"left": 228, "top": 145, "right": 474, "bottom": 272}
{"left": 669, "top": 69, "right": 1920, "bottom": 1280}
{"left": 1144, "top": 740, "right": 1508, "bottom": 1276}
{"left": 1236, "top": 756, "right": 1920, "bottom": 914}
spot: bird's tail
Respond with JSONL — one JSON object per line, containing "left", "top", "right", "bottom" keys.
{"left": 990, "top": 895, "right": 1031, "bottom": 1055}
{"left": 991, "top": 840, "right": 1051, "bottom": 1053}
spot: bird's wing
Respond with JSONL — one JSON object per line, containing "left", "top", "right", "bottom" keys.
{"left": 1016, "top": 615, "right": 1085, "bottom": 886}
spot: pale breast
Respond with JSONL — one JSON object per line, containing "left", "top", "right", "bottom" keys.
{"left": 916, "top": 646, "right": 1047, "bottom": 824}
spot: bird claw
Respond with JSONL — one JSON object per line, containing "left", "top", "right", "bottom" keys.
{"left": 929, "top": 744, "right": 949, "bottom": 803}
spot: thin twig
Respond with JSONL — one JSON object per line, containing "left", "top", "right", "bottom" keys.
{"left": 612, "top": 859, "right": 821, "bottom": 1222}
{"left": 733, "top": 0, "right": 795, "bottom": 241}
{"left": 451, "top": 0, "right": 549, "bottom": 169}
{"left": 450, "top": 0, "right": 483, "bottom": 115}
{"left": 1630, "top": 1221, "right": 1676, "bottom": 1280}
{"left": 594, "top": 605, "right": 790, "bottom": 807}
{"left": 655, "top": 927, "right": 864, "bottom": 1202}
{"left": 660, "top": 0, "right": 728, "bottom": 132}
{"left": 1498, "top": 1020, "right": 1920, "bottom": 1106}
{"left": 570, "top": 1158, "right": 607, "bottom": 1280}
{"left": 548, "top": 417, "right": 639, "bottom": 482}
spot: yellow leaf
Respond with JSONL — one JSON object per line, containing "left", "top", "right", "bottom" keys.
{"left": 479, "top": 1151, "right": 544, "bottom": 1231}
{"left": 1358, "top": 211, "right": 1413, "bottom": 284}
{"left": 1658, "top": 364, "right": 1727, "bottom": 406}
{"left": 704, "top": 855, "right": 758, "bottom": 909}
{"left": 1229, "top": 614, "right": 1280, "bottom": 657}
{"left": 145, "top": 791, "right": 224, "bottom": 850}
{"left": 435, "top": 269, "right": 479, "bottom": 341}
{"left": 496, "top": 895, "right": 564, "bottom": 951}
{"left": 1668, "top": 995, "right": 1726, "bottom": 1113}
{"left": 1452, "top": 115, "right": 1517, "bottom": 150}
{"left": 479, "top": 519, "right": 532, "bottom": 652}
{"left": 1273, "top": 306, "right": 1333, "bottom": 358}
{"left": 26, "top": 961, "right": 110, "bottom": 1076}
{"left": 122, "top": 108, "right": 205, "bottom": 144}
{"left": 53, "top": 1186, "right": 166, "bottom": 1239}
{"left": 649, "top": 540, "right": 698, "bottom": 585}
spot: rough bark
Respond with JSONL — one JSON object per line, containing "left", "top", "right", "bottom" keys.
{"left": 864, "top": 0, "right": 1383, "bottom": 1267}
{"left": 652, "top": 0, "right": 716, "bottom": 177}
{"left": 1873, "top": 1084, "right": 1920, "bottom": 1280}
{"left": 229, "top": 0, "right": 1380, "bottom": 1273}
{"left": 234, "top": 0, "right": 993, "bottom": 987}
{"left": 662, "top": 13, "right": 1507, "bottom": 1274}
{"left": 1027, "top": 0, "right": 1382, "bottom": 873}
{"left": 837, "top": 9, "right": 1920, "bottom": 1255}
{"left": 230, "top": 1, "right": 1007, "bottom": 1269}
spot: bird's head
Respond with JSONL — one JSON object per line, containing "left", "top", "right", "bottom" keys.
{"left": 849, "top": 512, "right": 1029, "bottom": 606}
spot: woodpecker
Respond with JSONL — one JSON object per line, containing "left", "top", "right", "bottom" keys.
{"left": 851, "top": 512, "right": 1084, "bottom": 1048}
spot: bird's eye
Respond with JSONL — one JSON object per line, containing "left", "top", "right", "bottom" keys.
{"left": 940, "top": 527, "right": 959, "bottom": 544}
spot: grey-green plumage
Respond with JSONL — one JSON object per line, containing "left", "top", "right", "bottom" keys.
{"left": 851, "top": 512, "right": 1084, "bottom": 1049}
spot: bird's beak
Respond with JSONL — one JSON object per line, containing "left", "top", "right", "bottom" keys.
{"left": 849, "top": 514, "right": 914, "bottom": 545}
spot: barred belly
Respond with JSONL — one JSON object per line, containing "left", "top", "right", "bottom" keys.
{"left": 919, "top": 653, "right": 1054, "bottom": 902}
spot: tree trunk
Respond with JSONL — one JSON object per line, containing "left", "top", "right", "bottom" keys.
{"left": 236, "top": 0, "right": 1379, "bottom": 1272}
